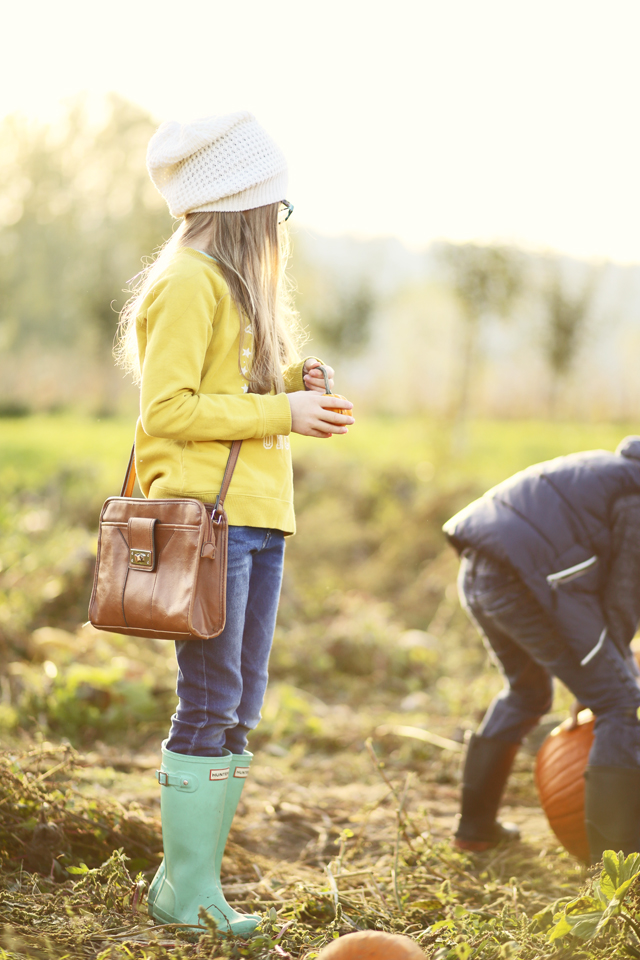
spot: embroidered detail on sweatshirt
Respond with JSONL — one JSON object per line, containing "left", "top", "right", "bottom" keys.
{"left": 263, "top": 435, "right": 289, "bottom": 450}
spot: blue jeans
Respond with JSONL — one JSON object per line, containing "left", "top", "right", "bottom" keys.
{"left": 459, "top": 550, "right": 640, "bottom": 768}
{"left": 166, "top": 526, "right": 285, "bottom": 757}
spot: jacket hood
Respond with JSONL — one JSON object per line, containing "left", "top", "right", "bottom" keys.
{"left": 616, "top": 436, "right": 640, "bottom": 461}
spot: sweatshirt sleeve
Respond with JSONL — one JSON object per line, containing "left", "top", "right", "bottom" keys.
{"left": 282, "top": 357, "right": 324, "bottom": 393}
{"left": 140, "top": 270, "right": 292, "bottom": 442}
{"left": 282, "top": 360, "right": 306, "bottom": 393}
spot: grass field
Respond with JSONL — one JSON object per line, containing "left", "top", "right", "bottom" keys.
{"left": 1, "top": 413, "right": 639, "bottom": 959}
{"left": 1, "top": 412, "right": 635, "bottom": 492}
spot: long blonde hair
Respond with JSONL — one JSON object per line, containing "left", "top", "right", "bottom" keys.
{"left": 116, "top": 204, "right": 303, "bottom": 394}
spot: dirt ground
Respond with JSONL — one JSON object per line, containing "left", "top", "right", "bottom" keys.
{"left": 1, "top": 730, "right": 594, "bottom": 960}
{"left": 74, "top": 736, "right": 559, "bottom": 910}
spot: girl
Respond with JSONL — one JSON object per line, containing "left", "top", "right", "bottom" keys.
{"left": 116, "top": 111, "right": 354, "bottom": 935}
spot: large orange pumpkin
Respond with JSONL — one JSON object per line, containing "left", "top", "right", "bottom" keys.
{"left": 534, "top": 708, "right": 595, "bottom": 862}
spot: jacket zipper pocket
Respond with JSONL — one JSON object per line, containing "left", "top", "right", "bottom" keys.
{"left": 546, "top": 555, "right": 598, "bottom": 588}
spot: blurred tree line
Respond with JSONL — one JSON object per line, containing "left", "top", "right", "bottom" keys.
{"left": 0, "top": 96, "right": 173, "bottom": 354}
{"left": 437, "top": 243, "right": 600, "bottom": 421}
{"left": 0, "top": 94, "right": 608, "bottom": 418}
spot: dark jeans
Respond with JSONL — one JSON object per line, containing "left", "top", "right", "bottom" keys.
{"left": 166, "top": 526, "right": 285, "bottom": 757}
{"left": 459, "top": 550, "right": 640, "bottom": 768}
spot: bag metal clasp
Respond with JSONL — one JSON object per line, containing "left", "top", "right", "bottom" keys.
{"left": 130, "top": 548, "right": 153, "bottom": 567}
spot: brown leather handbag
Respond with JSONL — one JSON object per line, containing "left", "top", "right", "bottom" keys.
{"left": 88, "top": 441, "right": 242, "bottom": 641}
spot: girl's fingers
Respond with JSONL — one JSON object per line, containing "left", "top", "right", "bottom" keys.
{"left": 317, "top": 419, "right": 350, "bottom": 433}
{"left": 304, "top": 373, "right": 334, "bottom": 391}
{"left": 304, "top": 379, "right": 332, "bottom": 394}
{"left": 304, "top": 364, "right": 336, "bottom": 391}
{"left": 311, "top": 412, "right": 349, "bottom": 433}
{"left": 317, "top": 405, "right": 354, "bottom": 423}
{"left": 305, "top": 360, "right": 335, "bottom": 378}
{"left": 318, "top": 395, "right": 353, "bottom": 411}
{"left": 321, "top": 420, "right": 354, "bottom": 432}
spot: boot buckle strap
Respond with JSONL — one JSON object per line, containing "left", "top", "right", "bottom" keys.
{"left": 156, "top": 770, "right": 199, "bottom": 792}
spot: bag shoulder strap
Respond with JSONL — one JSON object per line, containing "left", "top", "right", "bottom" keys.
{"left": 120, "top": 446, "right": 137, "bottom": 498}
{"left": 213, "top": 440, "right": 242, "bottom": 520}
{"left": 119, "top": 439, "right": 243, "bottom": 512}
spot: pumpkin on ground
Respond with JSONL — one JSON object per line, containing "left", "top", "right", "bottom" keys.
{"left": 317, "top": 930, "right": 426, "bottom": 959}
{"left": 534, "top": 708, "right": 594, "bottom": 863}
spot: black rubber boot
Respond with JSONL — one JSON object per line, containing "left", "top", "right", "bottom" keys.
{"left": 584, "top": 765, "right": 640, "bottom": 865}
{"left": 454, "top": 734, "right": 521, "bottom": 852}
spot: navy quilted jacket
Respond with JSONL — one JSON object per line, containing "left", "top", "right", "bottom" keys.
{"left": 443, "top": 437, "right": 640, "bottom": 660}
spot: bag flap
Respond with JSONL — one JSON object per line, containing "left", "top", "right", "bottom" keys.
{"left": 128, "top": 516, "right": 157, "bottom": 571}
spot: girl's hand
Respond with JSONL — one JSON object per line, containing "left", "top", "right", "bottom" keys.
{"left": 303, "top": 359, "right": 335, "bottom": 393}
{"left": 288, "top": 391, "right": 354, "bottom": 438}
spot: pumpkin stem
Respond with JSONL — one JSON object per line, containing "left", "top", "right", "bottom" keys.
{"left": 316, "top": 364, "right": 331, "bottom": 395}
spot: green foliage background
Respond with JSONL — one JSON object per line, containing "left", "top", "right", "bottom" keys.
{"left": 0, "top": 413, "right": 631, "bottom": 746}
{"left": 2, "top": 415, "right": 640, "bottom": 959}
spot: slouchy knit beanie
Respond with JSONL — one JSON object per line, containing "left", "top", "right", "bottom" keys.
{"left": 146, "top": 111, "right": 288, "bottom": 218}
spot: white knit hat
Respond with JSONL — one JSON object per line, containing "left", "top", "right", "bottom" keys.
{"left": 146, "top": 111, "right": 288, "bottom": 218}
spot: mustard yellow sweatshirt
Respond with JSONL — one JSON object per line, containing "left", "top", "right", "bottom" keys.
{"left": 134, "top": 247, "right": 306, "bottom": 534}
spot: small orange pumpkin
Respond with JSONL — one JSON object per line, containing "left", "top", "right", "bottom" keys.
{"left": 317, "top": 930, "right": 426, "bottom": 960}
{"left": 534, "top": 709, "right": 594, "bottom": 863}
{"left": 317, "top": 365, "right": 353, "bottom": 419}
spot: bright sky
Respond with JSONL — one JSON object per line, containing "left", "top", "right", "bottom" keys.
{"left": 3, "top": 0, "right": 640, "bottom": 262}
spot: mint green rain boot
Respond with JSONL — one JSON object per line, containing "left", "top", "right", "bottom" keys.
{"left": 147, "top": 742, "right": 260, "bottom": 937}
{"left": 214, "top": 751, "right": 257, "bottom": 889}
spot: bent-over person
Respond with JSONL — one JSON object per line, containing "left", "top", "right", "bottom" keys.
{"left": 443, "top": 436, "right": 640, "bottom": 864}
